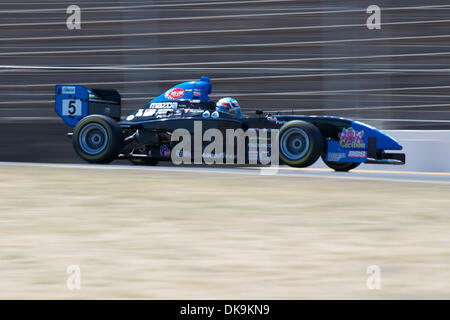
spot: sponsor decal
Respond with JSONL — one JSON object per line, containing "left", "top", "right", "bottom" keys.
{"left": 185, "top": 109, "right": 202, "bottom": 114}
{"left": 327, "top": 152, "right": 347, "bottom": 162}
{"left": 126, "top": 115, "right": 135, "bottom": 121}
{"left": 339, "top": 127, "right": 366, "bottom": 149}
{"left": 156, "top": 108, "right": 172, "bottom": 115}
{"left": 348, "top": 150, "right": 367, "bottom": 158}
{"left": 62, "top": 86, "right": 76, "bottom": 95}
{"left": 193, "top": 89, "right": 202, "bottom": 96}
{"left": 143, "top": 109, "right": 157, "bottom": 117}
{"left": 160, "top": 145, "right": 171, "bottom": 157}
{"left": 149, "top": 102, "right": 178, "bottom": 109}
{"left": 266, "top": 115, "right": 286, "bottom": 125}
{"left": 164, "top": 88, "right": 185, "bottom": 100}
{"left": 137, "top": 102, "right": 178, "bottom": 118}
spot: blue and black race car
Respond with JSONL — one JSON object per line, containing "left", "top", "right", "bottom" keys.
{"left": 55, "top": 76, "right": 405, "bottom": 171}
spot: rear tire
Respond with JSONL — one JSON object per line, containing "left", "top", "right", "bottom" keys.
{"left": 73, "top": 115, "right": 123, "bottom": 164}
{"left": 279, "top": 120, "right": 322, "bottom": 167}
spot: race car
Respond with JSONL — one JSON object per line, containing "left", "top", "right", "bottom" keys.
{"left": 55, "top": 76, "right": 405, "bottom": 171}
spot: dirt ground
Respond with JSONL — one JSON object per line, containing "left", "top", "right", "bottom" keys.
{"left": 0, "top": 165, "right": 449, "bottom": 299}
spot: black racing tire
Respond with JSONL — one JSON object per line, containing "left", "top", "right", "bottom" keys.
{"left": 321, "top": 154, "right": 361, "bottom": 172}
{"left": 129, "top": 158, "right": 159, "bottom": 166}
{"left": 73, "top": 115, "right": 123, "bottom": 164}
{"left": 279, "top": 120, "right": 322, "bottom": 168}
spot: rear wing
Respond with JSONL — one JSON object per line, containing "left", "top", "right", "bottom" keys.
{"left": 55, "top": 85, "right": 121, "bottom": 126}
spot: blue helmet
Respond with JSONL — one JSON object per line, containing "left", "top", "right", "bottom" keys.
{"left": 216, "top": 97, "right": 242, "bottom": 116}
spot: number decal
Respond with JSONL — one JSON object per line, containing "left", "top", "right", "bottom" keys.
{"left": 68, "top": 100, "right": 76, "bottom": 115}
{"left": 62, "top": 99, "right": 82, "bottom": 116}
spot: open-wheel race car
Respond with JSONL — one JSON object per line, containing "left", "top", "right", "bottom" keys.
{"left": 55, "top": 76, "right": 405, "bottom": 171}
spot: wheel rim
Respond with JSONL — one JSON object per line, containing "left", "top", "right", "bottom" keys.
{"left": 79, "top": 123, "right": 109, "bottom": 155}
{"left": 280, "top": 127, "right": 310, "bottom": 160}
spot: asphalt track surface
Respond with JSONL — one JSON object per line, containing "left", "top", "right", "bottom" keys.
{"left": 1, "top": 0, "right": 450, "bottom": 162}
{"left": 1, "top": 161, "right": 449, "bottom": 184}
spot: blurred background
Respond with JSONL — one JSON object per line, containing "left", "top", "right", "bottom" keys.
{"left": 0, "top": 0, "right": 449, "bottom": 162}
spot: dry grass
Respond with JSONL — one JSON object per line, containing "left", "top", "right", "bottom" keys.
{"left": 0, "top": 165, "right": 449, "bottom": 299}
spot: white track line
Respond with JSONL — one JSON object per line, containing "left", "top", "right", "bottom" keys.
{"left": 1, "top": 34, "right": 449, "bottom": 56}
{"left": 67, "top": 51, "right": 450, "bottom": 68}
{"left": 355, "top": 118, "right": 450, "bottom": 123}
{"left": 0, "top": 0, "right": 298, "bottom": 13}
{"left": 269, "top": 103, "right": 450, "bottom": 113}
{"left": 1, "top": 4, "right": 449, "bottom": 27}
{"left": 0, "top": 72, "right": 393, "bottom": 88}
{"left": 211, "top": 85, "right": 450, "bottom": 97}
{"left": 2, "top": 85, "right": 450, "bottom": 105}
{"left": 0, "top": 66, "right": 346, "bottom": 72}
{"left": 3, "top": 64, "right": 450, "bottom": 74}
{"left": 0, "top": 52, "right": 448, "bottom": 89}
{"left": 2, "top": 19, "right": 450, "bottom": 42}
{"left": 0, "top": 116, "right": 448, "bottom": 125}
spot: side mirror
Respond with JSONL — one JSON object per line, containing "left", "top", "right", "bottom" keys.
{"left": 255, "top": 109, "right": 263, "bottom": 115}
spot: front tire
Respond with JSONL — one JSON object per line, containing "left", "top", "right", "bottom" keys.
{"left": 321, "top": 154, "right": 361, "bottom": 172}
{"left": 321, "top": 141, "right": 361, "bottom": 172}
{"left": 73, "top": 115, "right": 123, "bottom": 163}
{"left": 279, "top": 120, "right": 322, "bottom": 167}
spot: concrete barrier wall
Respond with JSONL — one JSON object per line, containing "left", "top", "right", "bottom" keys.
{"left": 311, "top": 130, "right": 450, "bottom": 173}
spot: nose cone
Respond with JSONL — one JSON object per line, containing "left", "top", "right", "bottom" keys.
{"left": 375, "top": 130, "right": 402, "bottom": 150}
{"left": 352, "top": 121, "right": 402, "bottom": 150}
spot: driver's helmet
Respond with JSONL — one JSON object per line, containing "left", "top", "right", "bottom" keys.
{"left": 216, "top": 97, "right": 242, "bottom": 116}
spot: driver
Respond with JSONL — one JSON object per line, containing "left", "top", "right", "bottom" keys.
{"left": 216, "top": 97, "right": 242, "bottom": 116}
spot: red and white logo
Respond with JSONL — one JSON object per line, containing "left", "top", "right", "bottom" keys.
{"left": 164, "top": 88, "right": 185, "bottom": 100}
